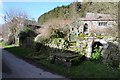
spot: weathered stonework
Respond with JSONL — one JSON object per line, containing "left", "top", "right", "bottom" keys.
{"left": 76, "top": 36, "right": 119, "bottom": 67}
{"left": 101, "top": 42, "right": 120, "bottom": 67}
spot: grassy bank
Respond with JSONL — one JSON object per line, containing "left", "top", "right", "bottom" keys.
{"left": 0, "top": 42, "right": 17, "bottom": 48}
{"left": 4, "top": 46, "right": 120, "bottom": 78}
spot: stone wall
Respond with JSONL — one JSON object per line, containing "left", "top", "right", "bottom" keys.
{"left": 78, "top": 37, "right": 120, "bottom": 67}
{"left": 101, "top": 42, "right": 120, "bottom": 67}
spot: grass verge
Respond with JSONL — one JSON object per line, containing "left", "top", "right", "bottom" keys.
{"left": 4, "top": 46, "right": 120, "bottom": 78}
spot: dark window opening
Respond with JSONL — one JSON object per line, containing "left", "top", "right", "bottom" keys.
{"left": 83, "top": 23, "right": 88, "bottom": 33}
{"left": 77, "top": 27, "right": 79, "bottom": 32}
{"left": 72, "top": 28, "right": 74, "bottom": 31}
{"left": 98, "top": 22, "right": 107, "bottom": 26}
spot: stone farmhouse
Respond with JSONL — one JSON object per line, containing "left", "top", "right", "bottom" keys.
{"left": 70, "top": 12, "right": 116, "bottom": 35}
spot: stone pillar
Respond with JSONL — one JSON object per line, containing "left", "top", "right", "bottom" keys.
{"left": 86, "top": 38, "right": 93, "bottom": 58}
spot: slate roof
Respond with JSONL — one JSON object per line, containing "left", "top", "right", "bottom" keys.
{"left": 80, "top": 13, "right": 116, "bottom": 21}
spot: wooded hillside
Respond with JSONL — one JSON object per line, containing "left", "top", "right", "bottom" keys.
{"left": 38, "top": 2, "right": 118, "bottom": 26}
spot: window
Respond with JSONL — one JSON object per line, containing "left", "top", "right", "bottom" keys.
{"left": 83, "top": 23, "right": 88, "bottom": 33}
{"left": 98, "top": 22, "right": 107, "bottom": 26}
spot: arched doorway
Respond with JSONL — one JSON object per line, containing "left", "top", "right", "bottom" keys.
{"left": 92, "top": 41, "right": 103, "bottom": 53}
{"left": 83, "top": 23, "right": 88, "bottom": 34}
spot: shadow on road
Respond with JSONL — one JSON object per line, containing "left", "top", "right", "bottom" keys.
{"left": 2, "top": 60, "right": 12, "bottom": 74}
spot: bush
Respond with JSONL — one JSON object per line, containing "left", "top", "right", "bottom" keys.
{"left": 96, "top": 35, "right": 104, "bottom": 39}
{"left": 18, "top": 27, "right": 36, "bottom": 42}
{"left": 63, "top": 40, "right": 69, "bottom": 49}
{"left": 74, "top": 46, "right": 81, "bottom": 54}
{"left": 91, "top": 45, "right": 101, "bottom": 60}
{"left": 6, "top": 34, "right": 15, "bottom": 45}
{"left": 50, "top": 29, "right": 65, "bottom": 38}
{"left": 77, "top": 33, "right": 87, "bottom": 40}
{"left": 89, "top": 33, "right": 96, "bottom": 37}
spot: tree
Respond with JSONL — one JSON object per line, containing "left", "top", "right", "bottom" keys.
{"left": 4, "top": 8, "right": 28, "bottom": 43}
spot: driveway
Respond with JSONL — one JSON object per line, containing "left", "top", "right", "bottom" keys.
{"left": 1, "top": 48, "right": 65, "bottom": 78}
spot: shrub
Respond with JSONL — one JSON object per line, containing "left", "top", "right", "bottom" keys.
{"left": 63, "top": 40, "right": 69, "bottom": 50}
{"left": 6, "top": 34, "right": 15, "bottom": 45}
{"left": 91, "top": 45, "right": 101, "bottom": 60}
{"left": 77, "top": 33, "right": 87, "bottom": 40}
{"left": 74, "top": 46, "right": 81, "bottom": 54}
{"left": 18, "top": 27, "right": 36, "bottom": 42}
{"left": 50, "top": 29, "right": 65, "bottom": 38}
{"left": 90, "top": 33, "right": 96, "bottom": 37}
{"left": 96, "top": 35, "right": 104, "bottom": 39}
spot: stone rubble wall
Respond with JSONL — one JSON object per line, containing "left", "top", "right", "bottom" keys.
{"left": 86, "top": 37, "right": 119, "bottom": 67}
{"left": 101, "top": 42, "right": 120, "bottom": 67}
{"left": 77, "top": 37, "right": 120, "bottom": 67}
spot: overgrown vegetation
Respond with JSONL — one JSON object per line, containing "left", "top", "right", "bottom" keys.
{"left": 18, "top": 27, "right": 36, "bottom": 42}
{"left": 91, "top": 45, "right": 101, "bottom": 60}
{"left": 3, "top": 46, "right": 120, "bottom": 78}
{"left": 6, "top": 34, "right": 15, "bottom": 45}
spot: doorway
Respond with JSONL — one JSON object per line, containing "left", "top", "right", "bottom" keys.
{"left": 83, "top": 23, "right": 88, "bottom": 34}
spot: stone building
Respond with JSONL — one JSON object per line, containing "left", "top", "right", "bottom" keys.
{"left": 69, "top": 13, "right": 119, "bottom": 67}
{"left": 70, "top": 12, "right": 116, "bottom": 35}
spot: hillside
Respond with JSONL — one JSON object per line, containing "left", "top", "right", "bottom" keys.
{"left": 38, "top": 2, "right": 84, "bottom": 25}
{"left": 38, "top": 2, "right": 118, "bottom": 25}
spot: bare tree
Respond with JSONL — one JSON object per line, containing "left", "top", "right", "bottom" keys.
{"left": 5, "top": 8, "right": 28, "bottom": 22}
{"left": 43, "top": 18, "right": 72, "bottom": 29}
{"left": 4, "top": 8, "right": 28, "bottom": 43}
{"left": 36, "top": 18, "right": 72, "bottom": 41}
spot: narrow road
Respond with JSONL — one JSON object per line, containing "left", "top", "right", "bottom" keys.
{"left": 1, "top": 48, "right": 65, "bottom": 78}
